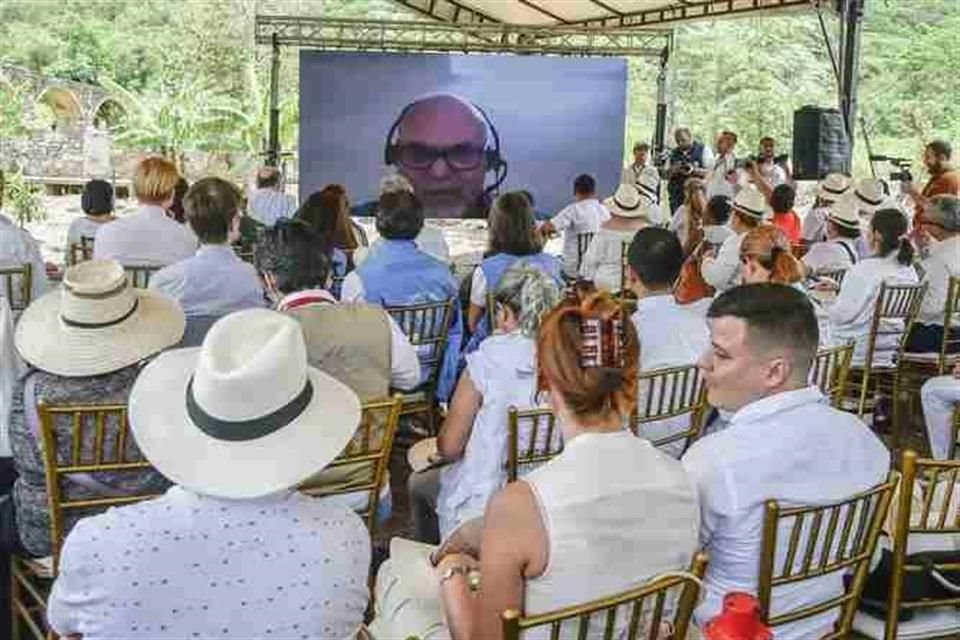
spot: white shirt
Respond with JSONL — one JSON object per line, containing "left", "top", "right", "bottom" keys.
{"left": 828, "top": 253, "right": 919, "bottom": 366}
{"left": 48, "top": 486, "right": 370, "bottom": 640}
{"left": 917, "top": 234, "right": 960, "bottom": 326}
{"left": 801, "top": 206, "right": 829, "bottom": 243}
{"left": 578, "top": 227, "right": 639, "bottom": 292}
{"left": 93, "top": 204, "right": 198, "bottom": 266}
{"left": 702, "top": 230, "right": 746, "bottom": 292}
{"left": 67, "top": 215, "right": 114, "bottom": 249}
{"left": 0, "top": 296, "right": 24, "bottom": 457}
{"left": 759, "top": 163, "right": 788, "bottom": 188}
{"left": 669, "top": 205, "right": 691, "bottom": 248}
{"left": 548, "top": 198, "right": 610, "bottom": 277}
{"left": 707, "top": 153, "right": 737, "bottom": 199}
{"left": 0, "top": 212, "right": 46, "bottom": 304}
{"left": 682, "top": 387, "right": 889, "bottom": 640}
{"left": 802, "top": 237, "right": 859, "bottom": 274}
{"left": 437, "top": 332, "right": 541, "bottom": 537}
{"left": 149, "top": 244, "right": 266, "bottom": 317}
{"left": 248, "top": 188, "right": 297, "bottom": 226}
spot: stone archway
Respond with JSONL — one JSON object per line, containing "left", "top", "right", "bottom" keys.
{"left": 92, "top": 97, "right": 126, "bottom": 130}
{"left": 36, "top": 86, "right": 84, "bottom": 129}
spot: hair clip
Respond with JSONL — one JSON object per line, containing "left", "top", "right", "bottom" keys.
{"left": 580, "top": 316, "right": 624, "bottom": 369}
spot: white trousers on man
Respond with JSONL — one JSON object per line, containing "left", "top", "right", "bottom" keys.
{"left": 921, "top": 375, "right": 960, "bottom": 460}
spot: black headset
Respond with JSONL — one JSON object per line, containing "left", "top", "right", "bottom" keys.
{"left": 383, "top": 97, "right": 508, "bottom": 200}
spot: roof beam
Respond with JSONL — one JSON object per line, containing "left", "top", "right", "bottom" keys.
{"left": 587, "top": 0, "right": 625, "bottom": 17}
{"left": 515, "top": 0, "right": 570, "bottom": 24}
{"left": 390, "top": 0, "right": 500, "bottom": 25}
{"left": 569, "top": 0, "right": 825, "bottom": 28}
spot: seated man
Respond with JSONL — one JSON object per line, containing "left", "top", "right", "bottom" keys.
{"left": 682, "top": 283, "right": 889, "bottom": 640}
{"left": 150, "top": 177, "right": 266, "bottom": 321}
{"left": 539, "top": 173, "right": 610, "bottom": 278}
{"left": 907, "top": 194, "right": 960, "bottom": 352}
{"left": 247, "top": 166, "right": 297, "bottom": 226}
{"left": 93, "top": 156, "right": 197, "bottom": 266}
{"left": 921, "top": 363, "right": 960, "bottom": 460}
{"left": 801, "top": 196, "right": 861, "bottom": 275}
{"left": 627, "top": 228, "right": 711, "bottom": 456}
{"left": 47, "top": 310, "right": 370, "bottom": 638}
{"left": 341, "top": 190, "right": 462, "bottom": 400}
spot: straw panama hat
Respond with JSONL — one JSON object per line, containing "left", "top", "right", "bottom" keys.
{"left": 817, "top": 173, "right": 851, "bottom": 201}
{"left": 851, "top": 177, "right": 886, "bottom": 213}
{"left": 827, "top": 194, "right": 861, "bottom": 229}
{"left": 604, "top": 184, "right": 649, "bottom": 219}
{"left": 129, "top": 308, "right": 361, "bottom": 499}
{"left": 14, "top": 260, "right": 185, "bottom": 377}
{"left": 731, "top": 187, "right": 770, "bottom": 220}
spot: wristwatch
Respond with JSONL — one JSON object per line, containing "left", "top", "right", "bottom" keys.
{"left": 440, "top": 564, "right": 469, "bottom": 585}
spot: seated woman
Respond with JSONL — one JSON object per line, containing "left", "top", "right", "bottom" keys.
{"left": 293, "top": 184, "right": 360, "bottom": 292}
{"left": 409, "top": 264, "right": 561, "bottom": 543}
{"left": 67, "top": 179, "right": 116, "bottom": 259}
{"left": 467, "top": 192, "right": 561, "bottom": 343}
{"left": 801, "top": 195, "right": 861, "bottom": 275}
{"left": 3, "top": 260, "right": 182, "bottom": 560}
{"left": 579, "top": 184, "right": 649, "bottom": 293}
{"left": 668, "top": 177, "right": 707, "bottom": 253}
{"left": 740, "top": 225, "right": 834, "bottom": 347}
{"left": 828, "top": 207, "right": 919, "bottom": 367}
{"left": 371, "top": 293, "right": 700, "bottom": 640}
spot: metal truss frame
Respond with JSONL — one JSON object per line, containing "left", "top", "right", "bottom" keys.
{"left": 254, "top": 15, "right": 670, "bottom": 57}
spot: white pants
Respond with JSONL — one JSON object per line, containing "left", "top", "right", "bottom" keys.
{"left": 921, "top": 375, "right": 960, "bottom": 460}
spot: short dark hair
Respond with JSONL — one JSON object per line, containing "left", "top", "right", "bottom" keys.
{"left": 706, "top": 195, "right": 732, "bottom": 226}
{"left": 573, "top": 174, "right": 596, "bottom": 196}
{"left": 927, "top": 139, "right": 952, "bottom": 160}
{"left": 627, "top": 227, "right": 684, "bottom": 288}
{"left": 184, "top": 177, "right": 242, "bottom": 244}
{"left": 488, "top": 191, "right": 542, "bottom": 256}
{"left": 759, "top": 136, "right": 776, "bottom": 145}
{"left": 376, "top": 190, "right": 424, "bottom": 240}
{"left": 708, "top": 283, "right": 819, "bottom": 376}
{"left": 769, "top": 184, "right": 796, "bottom": 214}
{"left": 255, "top": 219, "right": 331, "bottom": 295}
{"left": 256, "top": 166, "right": 283, "bottom": 189}
{"left": 633, "top": 142, "right": 650, "bottom": 151}
{"left": 81, "top": 179, "right": 114, "bottom": 215}
{"left": 721, "top": 130, "right": 738, "bottom": 144}
{"left": 169, "top": 177, "right": 189, "bottom": 223}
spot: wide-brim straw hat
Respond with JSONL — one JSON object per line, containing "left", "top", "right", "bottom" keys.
{"left": 851, "top": 177, "right": 886, "bottom": 213}
{"left": 14, "top": 260, "right": 185, "bottom": 377}
{"left": 731, "top": 187, "right": 770, "bottom": 220}
{"left": 817, "top": 173, "right": 851, "bottom": 201}
{"left": 827, "top": 194, "right": 861, "bottom": 230}
{"left": 604, "top": 184, "right": 649, "bottom": 219}
{"left": 129, "top": 308, "right": 361, "bottom": 499}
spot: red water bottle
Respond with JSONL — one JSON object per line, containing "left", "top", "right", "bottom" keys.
{"left": 703, "top": 592, "right": 773, "bottom": 640}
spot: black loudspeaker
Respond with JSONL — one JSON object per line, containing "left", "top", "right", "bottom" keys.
{"left": 791, "top": 106, "right": 851, "bottom": 180}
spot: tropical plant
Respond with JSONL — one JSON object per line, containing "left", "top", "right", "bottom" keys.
{"left": 2, "top": 168, "right": 45, "bottom": 226}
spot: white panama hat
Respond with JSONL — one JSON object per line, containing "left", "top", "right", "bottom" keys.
{"left": 827, "top": 194, "right": 861, "bottom": 229}
{"left": 731, "top": 187, "right": 771, "bottom": 220}
{"left": 851, "top": 177, "right": 886, "bottom": 213}
{"left": 817, "top": 173, "right": 851, "bottom": 201}
{"left": 603, "top": 184, "right": 649, "bottom": 219}
{"left": 129, "top": 308, "right": 361, "bottom": 499}
{"left": 14, "top": 260, "right": 185, "bottom": 377}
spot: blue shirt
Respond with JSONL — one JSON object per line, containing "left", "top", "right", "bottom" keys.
{"left": 149, "top": 244, "right": 266, "bottom": 317}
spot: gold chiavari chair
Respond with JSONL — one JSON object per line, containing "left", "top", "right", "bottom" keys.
{"left": 501, "top": 552, "right": 709, "bottom": 640}
{"left": 810, "top": 342, "right": 855, "bottom": 408}
{"left": 506, "top": 406, "right": 564, "bottom": 483}
{"left": 844, "top": 282, "right": 927, "bottom": 450}
{"left": 298, "top": 395, "right": 402, "bottom": 536}
{"left": 853, "top": 451, "right": 960, "bottom": 639}
{"left": 576, "top": 231, "right": 596, "bottom": 274}
{"left": 951, "top": 406, "right": 960, "bottom": 460}
{"left": 68, "top": 235, "right": 95, "bottom": 266}
{"left": 629, "top": 363, "right": 707, "bottom": 457}
{"left": 818, "top": 267, "right": 849, "bottom": 289}
{"left": 756, "top": 474, "right": 897, "bottom": 639}
{"left": 619, "top": 240, "right": 632, "bottom": 294}
{"left": 385, "top": 298, "right": 456, "bottom": 435}
{"left": 0, "top": 262, "right": 33, "bottom": 313}
{"left": 900, "top": 275, "right": 960, "bottom": 397}
{"left": 122, "top": 264, "right": 164, "bottom": 288}
{"left": 11, "top": 401, "right": 164, "bottom": 640}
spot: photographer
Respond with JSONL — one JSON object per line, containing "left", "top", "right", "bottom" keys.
{"left": 745, "top": 136, "right": 792, "bottom": 203}
{"left": 904, "top": 139, "right": 959, "bottom": 228}
{"left": 667, "top": 127, "right": 713, "bottom": 214}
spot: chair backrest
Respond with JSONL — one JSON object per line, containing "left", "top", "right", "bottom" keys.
{"left": 818, "top": 267, "right": 848, "bottom": 288}
{"left": 629, "top": 363, "right": 707, "bottom": 456}
{"left": 485, "top": 289, "right": 496, "bottom": 331}
{"left": 298, "top": 395, "right": 402, "bottom": 534}
{"left": 756, "top": 473, "right": 897, "bottom": 639}
{"left": 809, "top": 342, "right": 855, "bottom": 408}
{"left": 863, "top": 282, "right": 928, "bottom": 370}
{"left": 386, "top": 298, "right": 455, "bottom": 388}
{"left": 952, "top": 406, "right": 960, "bottom": 460}
{"left": 507, "top": 406, "right": 564, "bottom": 482}
{"left": 501, "top": 551, "right": 709, "bottom": 640}
{"left": 936, "top": 275, "right": 960, "bottom": 375}
{"left": 883, "top": 450, "right": 960, "bottom": 639}
{"left": 0, "top": 262, "right": 33, "bottom": 312}
{"left": 38, "top": 401, "right": 162, "bottom": 571}
{"left": 69, "top": 235, "right": 96, "bottom": 266}
{"left": 619, "top": 240, "right": 632, "bottom": 293}
{"left": 123, "top": 264, "right": 164, "bottom": 288}
{"left": 576, "top": 231, "right": 596, "bottom": 272}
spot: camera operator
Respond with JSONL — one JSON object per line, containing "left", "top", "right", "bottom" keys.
{"left": 667, "top": 127, "right": 713, "bottom": 214}
{"left": 904, "top": 139, "right": 959, "bottom": 228}
{"left": 745, "top": 136, "right": 792, "bottom": 203}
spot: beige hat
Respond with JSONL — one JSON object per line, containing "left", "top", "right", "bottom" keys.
{"left": 128, "top": 308, "right": 361, "bottom": 499}
{"left": 604, "top": 184, "right": 649, "bottom": 219}
{"left": 817, "top": 173, "right": 851, "bottom": 201}
{"left": 731, "top": 187, "right": 770, "bottom": 220}
{"left": 636, "top": 166, "right": 660, "bottom": 202}
{"left": 14, "top": 260, "right": 185, "bottom": 377}
{"left": 851, "top": 178, "right": 886, "bottom": 213}
{"left": 827, "top": 194, "right": 861, "bottom": 229}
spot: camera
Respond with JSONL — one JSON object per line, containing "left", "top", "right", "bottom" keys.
{"left": 870, "top": 155, "right": 912, "bottom": 182}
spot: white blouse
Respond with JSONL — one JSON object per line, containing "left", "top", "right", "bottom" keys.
{"left": 578, "top": 227, "right": 639, "bottom": 293}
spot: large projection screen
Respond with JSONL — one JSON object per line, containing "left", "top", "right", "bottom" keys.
{"left": 299, "top": 51, "right": 627, "bottom": 219}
